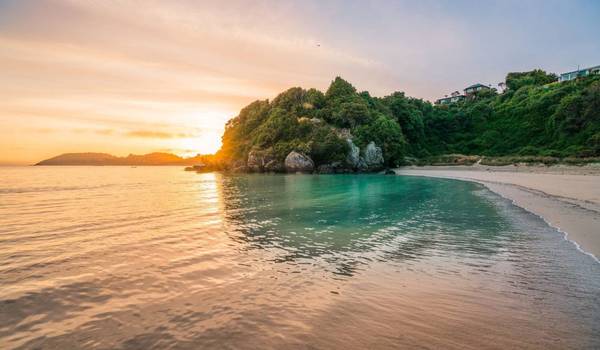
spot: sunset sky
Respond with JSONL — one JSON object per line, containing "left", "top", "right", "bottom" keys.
{"left": 1, "top": 0, "right": 599, "bottom": 165}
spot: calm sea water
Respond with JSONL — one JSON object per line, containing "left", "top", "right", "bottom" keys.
{"left": 1, "top": 166, "right": 599, "bottom": 349}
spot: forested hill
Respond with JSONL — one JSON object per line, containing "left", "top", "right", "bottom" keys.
{"left": 36, "top": 152, "right": 210, "bottom": 166}
{"left": 213, "top": 70, "right": 599, "bottom": 172}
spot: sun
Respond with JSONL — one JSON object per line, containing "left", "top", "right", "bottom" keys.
{"left": 174, "top": 132, "right": 222, "bottom": 157}
{"left": 170, "top": 108, "right": 233, "bottom": 157}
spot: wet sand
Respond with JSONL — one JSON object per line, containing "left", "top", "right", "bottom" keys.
{"left": 394, "top": 165, "right": 600, "bottom": 262}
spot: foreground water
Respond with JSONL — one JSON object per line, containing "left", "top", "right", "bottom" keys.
{"left": 0, "top": 167, "right": 599, "bottom": 349}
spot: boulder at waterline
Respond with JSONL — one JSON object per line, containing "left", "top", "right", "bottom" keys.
{"left": 284, "top": 151, "right": 314, "bottom": 173}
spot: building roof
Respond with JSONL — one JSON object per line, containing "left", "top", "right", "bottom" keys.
{"left": 464, "top": 83, "right": 489, "bottom": 90}
{"left": 560, "top": 64, "right": 600, "bottom": 76}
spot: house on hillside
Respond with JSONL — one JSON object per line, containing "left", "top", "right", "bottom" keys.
{"left": 464, "top": 83, "right": 490, "bottom": 96}
{"left": 435, "top": 84, "right": 492, "bottom": 105}
{"left": 559, "top": 65, "right": 600, "bottom": 82}
{"left": 435, "top": 91, "right": 465, "bottom": 105}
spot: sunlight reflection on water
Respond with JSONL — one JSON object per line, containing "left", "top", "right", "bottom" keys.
{"left": 0, "top": 167, "right": 598, "bottom": 349}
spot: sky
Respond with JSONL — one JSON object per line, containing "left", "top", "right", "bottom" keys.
{"left": 1, "top": 0, "right": 599, "bottom": 165}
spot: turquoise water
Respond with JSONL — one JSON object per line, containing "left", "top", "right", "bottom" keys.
{"left": 0, "top": 167, "right": 599, "bottom": 349}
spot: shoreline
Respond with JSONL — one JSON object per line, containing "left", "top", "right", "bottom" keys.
{"left": 394, "top": 165, "right": 600, "bottom": 263}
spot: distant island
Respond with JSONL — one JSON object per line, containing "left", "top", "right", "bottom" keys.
{"left": 37, "top": 69, "right": 600, "bottom": 171}
{"left": 35, "top": 152, "right": 210, "bottom": 166}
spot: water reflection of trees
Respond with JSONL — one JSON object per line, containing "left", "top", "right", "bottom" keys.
{"left": 214, "top": 174, "right": 516, "bottom": 277}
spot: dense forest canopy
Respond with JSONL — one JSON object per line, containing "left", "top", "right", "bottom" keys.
{"left": 214, "top": 70, "right": 600, "bottom": 171}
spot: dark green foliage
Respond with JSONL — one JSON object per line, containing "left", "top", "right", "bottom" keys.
{"left": 354, "top": 115, "right": 406, "bottom": 166}
{"left": 306, "top": 88, "right": 326, "bottom": 109}
{"left": 217, "top": 71, "right": 600, "bottom": 169}
{"left": 505, "top": 69, "right": 558, "bottom": 91}
{"left": 218, "top": 100, "right": 271, "bottom": 162}
{"left": 217, "top": 76, "right": 409, "bottom": 167}
{"left": 218, "top": 78, "right": 374, "bottom": 167}
{"left": 325, "top": 76, "right": 357, "bottom": 100}
{"left": 415, "top": 71, "right": 600, "bottom": 158}
{"left": 309, "top": 127, "right": 349, "bottom": 164}
{"left": 381, "top": 92, "right": 425, "bottom": 156}
{"left": 330, "top": 101, "right": 371, "bottom": 128}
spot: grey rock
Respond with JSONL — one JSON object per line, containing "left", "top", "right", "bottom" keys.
{"left": 264, "top": 160, "right": 284, "bottom": 173}
{"left": 345, "top": 139, "right": 384, "bottom": 172}
{"left": 356, "top": 158, "right": 368, "bottom": 172}
{"left": 346, "top": 139, "right": 361, "bottom": 168}
{"left": 284, "top": 151, "right": 314, "bottom": 173}
{"left": 362, "top": 142, "right": 384, "bottom": 171}
{"left": 247, "top": 150, "right": 275, "bottom": 172}
{"left": 317, "top": 164, "right": 334, "bottom": 174}
{"left": 247, "top": 150, "right": 263, "bottom": 172}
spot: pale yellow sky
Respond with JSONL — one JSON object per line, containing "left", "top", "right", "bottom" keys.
{"left": 2, "top": 0, "right": 597, "bottom": 164}
{"left": 0, "top": 0, "right": 391, "bottom": 164}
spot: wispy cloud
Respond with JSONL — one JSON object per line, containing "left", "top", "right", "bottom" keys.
{"left": 126, "top": 130, "right": 196, "bottom": 139}
{"left": 70, "top": 128, "right": 115, "bottom": 135}
{"left": 95, "top": 129, "right": 114, "bottom": 135}
{"left": 1, "top": 0, "right": 599, "bottom": 164}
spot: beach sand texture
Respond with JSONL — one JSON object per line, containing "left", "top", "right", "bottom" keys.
{"left": 395, "top": 165, "right": 600, "bottom": 262}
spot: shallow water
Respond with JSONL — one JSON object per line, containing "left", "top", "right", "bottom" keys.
{"left": 0, "top": 167, "right": 599, "bottom": 349}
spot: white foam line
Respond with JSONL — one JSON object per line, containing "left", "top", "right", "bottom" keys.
{"left": 396, "top": 172, "right": 600, "bottom": 264}
{"left": 483, "top": 182, "right": 600, "bottom": 264}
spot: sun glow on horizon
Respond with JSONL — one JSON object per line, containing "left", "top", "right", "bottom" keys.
{"left": 174, "top": 133, "right": 223, "bottom": 157}
{"left": 170, "top": 109, "right": 232, "bottom": 156}
{"left": 2, "top": 1, "right": 599, "bottom": 164}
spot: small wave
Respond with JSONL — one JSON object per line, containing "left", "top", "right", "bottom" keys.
{"left": 397, "top": 173, "right": 600, "bottom": 264}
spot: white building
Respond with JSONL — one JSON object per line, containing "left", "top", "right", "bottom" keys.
{"left": 559, "top": 65, "right": 600, "bottom": 82}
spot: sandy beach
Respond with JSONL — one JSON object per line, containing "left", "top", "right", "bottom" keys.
{"left": 394, "top": 165, "right": 600, "bottom": 262}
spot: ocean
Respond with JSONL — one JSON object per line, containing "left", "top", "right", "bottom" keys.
{"left": 1, "top": 166, "right": 598, "bottom": 349}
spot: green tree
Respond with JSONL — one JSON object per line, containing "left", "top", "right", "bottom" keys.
{"left": 505, "top": 69, "right": 557, "bottom": 91}
{"left": 325, "top": 77, "right": 357, "bottom": 100}
{"left": 355, "top": 115, "right": 407, "bottom": 166}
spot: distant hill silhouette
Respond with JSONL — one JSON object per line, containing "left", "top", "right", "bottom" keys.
{"left": 35, "top": 152, "right": 206, "bottom": 166}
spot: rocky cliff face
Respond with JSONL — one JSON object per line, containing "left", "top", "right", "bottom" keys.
{"left": 345, "top": 139, "right": 384, "bottom": 172}
{"left": 346, "top": 139, "right": 361, "bottom": 169}
{"left": 284, "top": 151, "right": 315, "bottom": 173}
{"left": 243, "top": 139, "right": 383, "bottom": 174}
{"left": 247, "top": 149, "right": 281, "bottom": 172}
{"left": 264, "top": 159, "right": 284, "bottom": 172}
{"left": 246, "top": 151, "right": 263, "bottom": 172}
{"left": 362, "top": 141, "right": 384, "bottom": 171}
